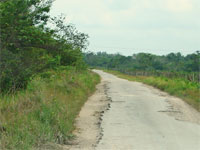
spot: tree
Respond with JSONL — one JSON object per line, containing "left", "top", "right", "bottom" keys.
{"left": 0, "top": 0, "right": 89, "bottom": 93}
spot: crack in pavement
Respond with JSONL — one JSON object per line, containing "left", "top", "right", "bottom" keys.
{"left": 95, "top": 83, "right": 112, "bottom": 147}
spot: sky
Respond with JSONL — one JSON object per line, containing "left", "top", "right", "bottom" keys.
{"left": 50, "top": 0, "right": 200, "bottom": 56}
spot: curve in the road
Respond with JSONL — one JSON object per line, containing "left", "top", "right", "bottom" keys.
{"left": 94, "top": 70, "right": 200, "bottom": 150}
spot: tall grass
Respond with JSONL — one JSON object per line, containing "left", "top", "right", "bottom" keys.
{"left": 0, "top": 67, "right": 100, "bottom": 150}
{"left": 104, "top": 70, "right": 200, "bottom": 111}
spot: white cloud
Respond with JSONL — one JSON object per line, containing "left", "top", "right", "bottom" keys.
{"left": 165, "top": 0, "right": 193, "bottom": 13}
{"left": 51, "top": 0, "right": 114, "bottom": 26}
{"left": 50, "top": 0, "right": 200, "bottom": 55}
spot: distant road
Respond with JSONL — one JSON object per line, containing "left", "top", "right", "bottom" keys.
{"left": 94, "top": 70, "right": 200, "bottom": 150}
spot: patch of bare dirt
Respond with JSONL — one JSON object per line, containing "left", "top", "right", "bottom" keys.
{"left": 61, "top": 80, "right": 111, "bottom": 150}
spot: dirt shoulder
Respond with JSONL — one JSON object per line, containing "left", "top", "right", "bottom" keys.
{"left": 49, "top": 70, "right": 200, "bottom": 150}
{"left": 61, "top": 80, "right": 111, "bottom": 150}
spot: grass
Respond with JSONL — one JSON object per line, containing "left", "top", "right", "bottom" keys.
{"left": 0, "top": 67, "right": 100, "bottom": 150}
{"left": 104, "top": 70, "right": 200, "bottom": 111}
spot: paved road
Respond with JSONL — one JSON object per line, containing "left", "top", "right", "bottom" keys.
{"left": 94, "top": 70, "right": 200, "bottom": 150}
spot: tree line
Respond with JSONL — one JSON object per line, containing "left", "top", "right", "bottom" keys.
{"left": 0, "top": 0, "right": 88, "bottom": 93}
{"left": 84, "top": 51, "right": 200, "bottom": 82}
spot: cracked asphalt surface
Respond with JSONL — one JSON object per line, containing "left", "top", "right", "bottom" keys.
{"left": 94, "top": 70, "right": 200, "bottom": 150}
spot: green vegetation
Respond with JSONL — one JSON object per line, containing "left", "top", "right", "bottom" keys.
{"left": 104, "top": 70, "right": 200, "bottom": 111}
{"left": 0, "top": 0, "right": 199, "bottom": 149}
{"left": 0, "top": 67, "right": 100, "bottom": 149}
{"left": 84, "top": 51, "right": 199, "bottom": 111}
{"left": 85, "top": 51, "right": 200, "bottom": 82}
{"left": 0, "top": 0, "right": 88, "bottom": 93}
{"left": 0, "top": 0, "right": 100, "bottom": 149}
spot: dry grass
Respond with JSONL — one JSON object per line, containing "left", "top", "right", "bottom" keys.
{"left": 0, "top": 67, "right": 100, "bottom": 150}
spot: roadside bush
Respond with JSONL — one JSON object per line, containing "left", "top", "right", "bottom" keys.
{"left": 0, "top": 0, "right": 88, "bottom": 93}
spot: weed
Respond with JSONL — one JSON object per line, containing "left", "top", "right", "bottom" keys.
{"left": 0, "top": 68, "right": 100, "bottom": 149}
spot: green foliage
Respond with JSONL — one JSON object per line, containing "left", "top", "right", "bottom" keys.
{"left": 84, "top": 51, "right": 200, "bottom": 82}
{"left": 84, "top": 51, "right": 200, "bottom": 72}
{"left": 0, "top": 0, "right": 89, "bottom": 93}
{"left": 0, "top": 0, "right": 92, "bottom": 148}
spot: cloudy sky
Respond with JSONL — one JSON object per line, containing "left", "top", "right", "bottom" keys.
{"left": 50, "top": 0, "right": 200, "bottom": 56}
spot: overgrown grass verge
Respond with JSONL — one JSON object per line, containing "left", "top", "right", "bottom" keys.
{"left": 0, "top": 67, "right": 100, "bottom": 150}
{"left": 104, "top": 70, "right": 200, "bottom": 111}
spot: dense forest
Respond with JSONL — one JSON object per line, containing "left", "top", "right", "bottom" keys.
{"left": 84, "top": 51, "right": 200, "bottom": 82}
{"left": 0, "top": 0, "right": 88, "bottom": 93}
